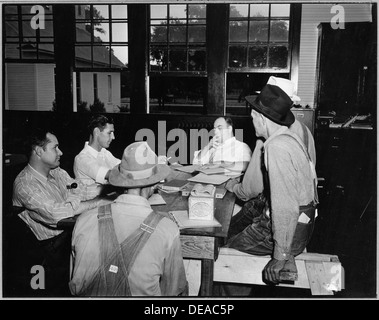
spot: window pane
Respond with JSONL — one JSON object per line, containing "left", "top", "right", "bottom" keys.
{"left": 149, "top": 76, "right": 205, "bottom": 114}
{"left": 250, "top": 4, "right": 269, "bottom": 17}
{"left": 92, "top": 45, "right": 110, "bottom": 68}
{"left": 169, "top": 25, "right": 186, "bottom": 42}
{"left": 229, "top": 46, "right": 247, "bottom": 68}
{"left": 22, "top": 20, "right": 36, "bottom": 40}
{"left": 112, "top": 23, "right": 128, "bottom": 42}
{"left": 271, "top": 4, "right": 290, "bottom": 17}
{"left": 170, "top": 19, "right": 186, "bottom": 25}
{"left": 229, "top": 21, "right": 248, "bottom": 42}
{"left": 150, "top": 47, "right": 168, "bottom": 71}
{"left": 4, "top": 5, "right": 18, "bottom": 16}
{"left": 39, "top": 43, "right": 54, "bottom": 59}
{"left": 169, "top": 5, "right": 187, "bottom": 19}
{"left": 5, "top": 21, "right": 19, "bottom": 38}
{"left": 93, "top": 5, "right": 108, "bottom": 19}
{"left": 94, "top": 22, "right": 109, "bottom": 42}
{"left": 268, "top": 45, "right": 288, "bottom": 68}
{"left": 40, "top": 20, "right": 54, "bottom": 38}
{"left": 188, "top": 4, "right": 206, "bottom": 19}
{"left": 249, "top": 21, "right": 268, "bottom": 42}
{"left": 5, "top": 44, "right": 19, "bottom": 59}
{"left": 151, "top": 26, "right": 167, "bottom": 42}
{"left": 76, "top": 23, "right": 92, "bottom": 42}
{"left": 270, "top": 20, "right": 289, "bottom": 42}
{"left": 111, "top": 5, "right": 127, "bottom": 19}
{"left": 188, "top": 49, "right": 205, "bottom": 71}
{"left": 230, "top": 4, "right": 249, "bottom": 18}
{"left": 169, "top": 49, "right": 187, "bottom": 71}
{"left": 21, "top": 43, "right": 37, "bottom": 59}
{"left": 151, "top": 5, "right": 167, "bottom": 19}
{"left": 188, "top": 25, "right": 206, "bottom": 42}
{"left": 248, "top": 46, "right": 267, "bottom": 68}
{"left": 110, "top": 46, "right": 128, "bottom": 68}
{"left": 75, "top": 45, "right": 92, "bottom": 67}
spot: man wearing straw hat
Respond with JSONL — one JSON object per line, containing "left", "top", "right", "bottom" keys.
{"left": 69, "top": 141, "right": 188, "bottom": 296}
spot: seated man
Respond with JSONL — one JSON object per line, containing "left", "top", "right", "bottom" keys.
{"left": 69, "top": 141, "right": 188, "bottom": 296}
{"left": 12, "top": 128, "right": 104, "bottom": 296}
{"left": 74, "top": 115, "right": 121, "bottom": 188}
{"left": 193, "top": 117, "right": 252, "bottom": 173}
{"left": 216, "top": 83, "right": 318, "bottom": 296}
{"left": 225, "top": 77, "right": 316, "bottom": 220}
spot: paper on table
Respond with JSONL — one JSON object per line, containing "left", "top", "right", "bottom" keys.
{"left": 187, "top": 173, "right": 230, "bottom": 185}
{"left": 173, "top": 164, "right": 201, "bottom": 173}
{"left": 168, "top": 210, "right": 221, "bottom": 229}
{"left": 148, "top": 193, "right": 167, "bottom": 205}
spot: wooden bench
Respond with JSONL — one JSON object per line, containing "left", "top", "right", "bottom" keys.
{"left": 213, "top": 248, "right": 344, "bottom": 296}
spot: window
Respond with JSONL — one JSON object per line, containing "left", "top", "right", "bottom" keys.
{"left": 74, "top": 4, "right": 129, "bottom": 113}
{"left": 149, "top": 4, "right": 207, "bottom": 114}
{"left": 4, "top": 5, "right": 54, "bottom": 61}
{"left": 228, "top": 3, "right": 290, "bottom": 71}
{"left": 226, "top": 3, "right": 292, "bottom": 115}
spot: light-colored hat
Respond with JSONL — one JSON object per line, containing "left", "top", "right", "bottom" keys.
{"left": 266, "top": 76, "right": 301, "bottom": 102}
{"left": 109, "top": 141, "right": 171, "bottom": 188}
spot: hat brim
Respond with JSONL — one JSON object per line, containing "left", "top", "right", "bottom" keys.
{"left": 108, "top": 163, "right": 171, "bottom": 188}
{"left": 246, "top": 95, "right": 295, "bottom": 127}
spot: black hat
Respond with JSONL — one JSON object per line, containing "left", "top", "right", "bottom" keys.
{"left": 246, "top": 84, "right": 295, "bottom": 126}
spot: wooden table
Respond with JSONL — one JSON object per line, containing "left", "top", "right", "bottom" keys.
{"left": 155, "top": 170, "right": 235, "bottom": 296}
{"left": 57, "top": 169, "right": 236, "bottom": 297}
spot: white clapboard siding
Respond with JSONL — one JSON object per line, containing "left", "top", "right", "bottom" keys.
{"left": 6, "top": 63, "right": 36, "bottom": 110}
{"left": 36, "top": 64, "right": 56, "bottom": 111}
{"left": 298, "top": 3, "right": 372, "bottom": 108}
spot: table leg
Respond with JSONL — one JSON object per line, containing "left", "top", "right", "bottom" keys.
{"left": 199, "top": 259, "right": 214, "bottom": 296}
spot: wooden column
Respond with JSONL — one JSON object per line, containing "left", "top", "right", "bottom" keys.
{"left": 289, "top": 4, "right": 302, "bottom": 91}
{"left": 53, "top": 4, "right": 75, "bottom": 112}
{"left": 206, "top": 4, "right": 229, "bottom": 115}
{"left": 128, "top": 4, "right": 149, "bottom": 114}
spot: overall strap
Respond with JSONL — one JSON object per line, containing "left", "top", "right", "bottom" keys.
{"left": 119, "top": 210, "right": 165, "bottom": 273}
{"left": 279, "top": 132, "right": 319, "bottom": 205}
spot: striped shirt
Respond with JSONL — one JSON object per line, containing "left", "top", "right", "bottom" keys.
{"left": 13, "top": 164, "right": 99, "bottom": 241}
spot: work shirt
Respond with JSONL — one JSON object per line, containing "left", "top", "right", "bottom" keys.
{"left": 74, "top": 142, "right": 121, "bottom": 185}
{"left": 193, "top": 137, "right": 252, "bottom": 166}
{"left": 69, "top": 194, "right": 188, "bottom": 296}
{"left": 230, "top": 120, "right": 316, "bottom": 201}
{"left": 13, "top": 164, "right": 99, "bottom": 241}
{"left": 263, "top": 127, "right": 316, "bottom": 261}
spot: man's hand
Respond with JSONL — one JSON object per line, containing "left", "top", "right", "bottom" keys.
{"left": 263, "top": 257, "right": 297, "bottom": 284}
{"left": 225, "top": 178, "right": 239, "bottom": 192}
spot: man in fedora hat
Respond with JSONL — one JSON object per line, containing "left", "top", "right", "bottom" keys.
{"left": 69, "top": 141, "right": 188, "bottom": 296}
{"left": 225, "top": 77, "right": 316, "bottom": 203}
{"left": 217, "top": 83, "right": 318, "bottom": 295}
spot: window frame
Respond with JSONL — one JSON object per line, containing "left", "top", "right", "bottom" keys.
{"left": 227, "top": 3, "right": 293, "bottom": 73}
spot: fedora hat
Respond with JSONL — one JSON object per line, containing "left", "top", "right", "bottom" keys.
{"left": 109, "top": 141, "right": 171, "bottom": 188}
{"left": 266, "top": 76, "right": 301, "bottom": 102}
{"left": 246, "top": 84, "right": 295, "bottom": 126}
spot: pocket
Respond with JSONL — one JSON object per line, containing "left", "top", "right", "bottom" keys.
{"left": 290, "top": 204, "right": 316, "bottom": 255}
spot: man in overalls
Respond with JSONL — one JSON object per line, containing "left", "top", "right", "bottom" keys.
{"left": 69, "top": 141, "right": 188, "bottom": 296}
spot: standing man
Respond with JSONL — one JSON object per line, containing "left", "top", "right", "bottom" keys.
{"left": 221, "top": 84, "right": 318, "bottom": 294}
{"left": 70, "top": 141, "right": 188, "bottom": 296}
{"left": 74, "top": 115, "right": 121, "bottom": 187}
{"left": 13, "top": 128, "right": 104, "bottom": 295}
{"left": 193, "top": 117, "right": 252, "bottom": 173}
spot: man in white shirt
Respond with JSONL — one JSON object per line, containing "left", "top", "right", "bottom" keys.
{"left": 192, "top": 117, "right": 252, "bottom": 173}
{"left": 74, "top": 115, "right": 121, "bottom": 188}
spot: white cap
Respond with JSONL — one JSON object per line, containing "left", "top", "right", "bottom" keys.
{"left": 267, "top": 76, "right": 301, "bottom": 102}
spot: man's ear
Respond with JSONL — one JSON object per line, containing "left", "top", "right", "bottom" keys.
{"left": 34, "top": 146, "right": 43, "bottom": 157}
{"left": 93, "top": 127, "right": 100, "bottom": 136}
